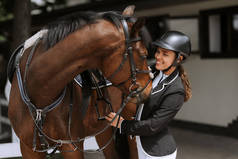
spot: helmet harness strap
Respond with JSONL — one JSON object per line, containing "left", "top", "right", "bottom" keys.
{"left": 162, "top": 52, "right": 181, "bottom": 73}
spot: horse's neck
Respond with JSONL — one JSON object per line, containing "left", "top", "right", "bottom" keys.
{"left": 26, "top": 20, "right": 122, "bottom": 105}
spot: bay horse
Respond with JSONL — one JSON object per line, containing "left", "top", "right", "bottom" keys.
{"left": 7, "top": 5, "right": 152, "bottom": 159}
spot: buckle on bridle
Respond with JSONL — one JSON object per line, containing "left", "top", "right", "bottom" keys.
{"left": 36, "top": 109, "right": 43, "bottom": 122}
{"left": 129, "top": 82, "right": 140, "bottom": 96}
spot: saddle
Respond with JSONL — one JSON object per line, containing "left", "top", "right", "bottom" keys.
{"left": 7, "top": 43, "right": 24, "bottom": 83}
{"left": 75, "top": 70, "right": 113, "bottom": 119}
{"left": 74, "top": 70, "right": 112, "bottom": 89}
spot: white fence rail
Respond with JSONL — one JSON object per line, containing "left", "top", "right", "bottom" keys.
{"left": 0, "top": 137, "right": 99, "bottom": 158}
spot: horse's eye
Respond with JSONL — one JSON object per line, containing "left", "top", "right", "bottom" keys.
{"left": 138, "top": 50, "right": 147, "bottom": 59}
{"left": 141, "top": 50, "right": 148, "bottom": 58}
{"left": 141, "top": 54, "right": 147, "bottom": 59}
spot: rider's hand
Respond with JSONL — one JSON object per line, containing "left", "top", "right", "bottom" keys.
{"left": 105, "top": 112, "right": 124, "bottom": 128}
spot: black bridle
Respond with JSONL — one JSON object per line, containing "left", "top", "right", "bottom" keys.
{"left": 104, "top": 12, "right": 151, "bottom": 97}
{"left": 15, "top": 11, "right": 152, "bottom": 155}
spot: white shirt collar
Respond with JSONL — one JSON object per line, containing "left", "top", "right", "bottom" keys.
{"left": 152, "top": 71, "right": 168, "bottom": 89}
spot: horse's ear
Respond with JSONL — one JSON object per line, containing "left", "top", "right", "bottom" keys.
{"left": 122, "top": 5, "right": 135, "bottom": 16}
{"left": 131, "top": 17, "right": 145, "bottom": 36}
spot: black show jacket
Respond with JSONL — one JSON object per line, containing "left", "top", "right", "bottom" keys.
{"left": 121, "top": 69, "right": 185, "bottom": 156}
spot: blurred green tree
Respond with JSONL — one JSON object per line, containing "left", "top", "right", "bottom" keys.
{"left": 0, "top": 0, "right": 14, "bottom": 21}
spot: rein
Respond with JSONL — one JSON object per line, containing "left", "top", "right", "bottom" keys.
{"left": 15, "top": 11, "right": 151, "bottom": 155}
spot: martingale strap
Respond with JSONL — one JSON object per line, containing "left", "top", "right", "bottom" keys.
{"left": 15, "top": 38, "right": 67, "bottom": 151}
{"left": 16, "top": 38, "right": 66, "bottom": 115}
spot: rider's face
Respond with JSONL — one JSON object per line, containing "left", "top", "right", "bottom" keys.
{"left": 154, "top": 47, "right": 176, "bottom": 72}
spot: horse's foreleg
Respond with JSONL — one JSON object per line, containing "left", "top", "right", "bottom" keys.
{"left": 128, "top": 137, "right": 138, "bottom": 159}
{"left": 60, "top": 143, "right": 84, "bottom": 159}
{"left": 20, "top": 141, "right": 46, "bottom": 159}
{"left": 95, "top": 128, "right": 119, "bottom": 159}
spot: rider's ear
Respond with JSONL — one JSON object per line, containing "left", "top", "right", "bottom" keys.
{"left": 131, "top": 17, "right": 145, "bottom": 37}
{"left": 122, "top": 5, "right": 135, "bottom": 16}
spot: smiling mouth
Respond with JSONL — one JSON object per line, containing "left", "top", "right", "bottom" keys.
{"left": 156, "top": 62, "right": 162, "bottom": 65}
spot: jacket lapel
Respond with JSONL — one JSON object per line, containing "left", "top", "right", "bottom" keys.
{"left": 151, "top": 69, "right": 179, "bottom": 95}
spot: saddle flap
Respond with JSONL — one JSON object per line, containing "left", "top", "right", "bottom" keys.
{"left": 74, "top": 70, "right": 112, "bottom": 89}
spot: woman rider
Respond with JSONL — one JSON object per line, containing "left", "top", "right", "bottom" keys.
{"left": 106, "top": 30, "right": 192, "bottom": 159}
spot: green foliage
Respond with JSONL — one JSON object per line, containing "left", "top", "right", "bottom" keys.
{"left": 0, "top": 0, "right": 14, "bottom": 21}
{"left": 0, "top": 0, "right": 14, "bottom": 14}
{"left": 0, "top": 35, "right": 6, "bottom": 42}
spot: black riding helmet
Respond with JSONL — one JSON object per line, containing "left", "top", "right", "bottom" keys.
{"left": 152, "top": 31, "right": 191, "bottom": 60}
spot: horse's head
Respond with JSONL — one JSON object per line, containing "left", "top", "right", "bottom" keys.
{"left": 100, "top": 6, "right": 152, "bottom": 102}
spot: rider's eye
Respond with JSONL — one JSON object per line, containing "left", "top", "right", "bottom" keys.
{"left": 163, "top": 52, "right": 169, "bottom": 56}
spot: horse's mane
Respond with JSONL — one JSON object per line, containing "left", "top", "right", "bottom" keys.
{"left": 42, "top": 11, "right": 99, "bottom": 50}
{"left": 42, "top": 11, "right": 122, "bottom": 50}
{"left": 41, "top": 10, "right": 151, "bottom": 54}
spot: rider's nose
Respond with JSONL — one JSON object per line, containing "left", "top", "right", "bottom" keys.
{"left": 155, "top": 52, "right": 160, "bottom": 59}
